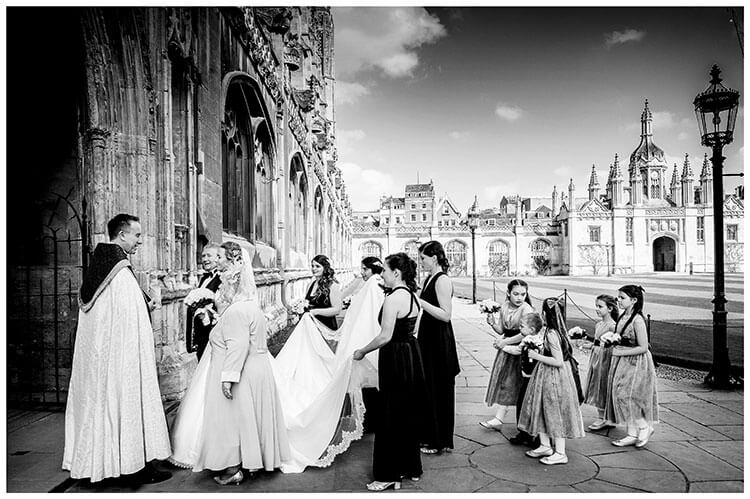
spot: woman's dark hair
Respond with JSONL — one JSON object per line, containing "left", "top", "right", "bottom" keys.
{"left": 596, "top": 294, "right": 619, "bottom": 323}
{"left": 615, "top": 284, "right": 646, "bottom": 338}
{"left": 312, "top": 254, "right": 337, "bottom": 299}
{"left": 506, "top": 279, "right": 533, "bottom": 306}
{"left": 384, "top": 252, "right": 418, "bottom": 292}
{"left": 418, "top": 240, "right": 450, "bottom": 272}
{"left": 361, "top": 256, "right": 384, "bottom": 275}
{"left": 542, "top": 297, "right": 573, "bottom": 360}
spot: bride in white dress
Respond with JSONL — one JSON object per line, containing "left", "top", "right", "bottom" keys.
{"left": 170, "top": 254, "right": 386, "bottom": 476}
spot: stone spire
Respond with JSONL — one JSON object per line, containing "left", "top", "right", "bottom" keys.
{"left": 669, "top": 163, "right": 682, "bottom": 206}
{"left": 588, "top": 164, "right": 600, "bottom": 201}
{"left": 552, "top": 184, "right": 558, "bottom": 215}
{"left": 700, "top": 153, "right": 713, "bottom": 204}
{"left": 641, "top": 99, "right": 653, "bottom": 137}
{"left": 608, "top": 153, "right": 625, "bottom": 207}
{"left": 568, "top": 178, "right": 576, "bottom": 211}
{"left": 681, "top": 154, "right": 695, "bottom": 206}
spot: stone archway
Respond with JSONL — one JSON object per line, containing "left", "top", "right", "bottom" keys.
{"left": 653, "top": 236, "right": 676, "bottom": 271}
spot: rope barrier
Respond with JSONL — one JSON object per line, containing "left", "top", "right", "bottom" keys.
{"left": 564, "top": 293, "right": 599, "bottom": 322}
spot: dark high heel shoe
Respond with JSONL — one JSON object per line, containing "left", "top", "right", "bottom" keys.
{"left": 214, "top": 469, "right": 244, "bottom": 486}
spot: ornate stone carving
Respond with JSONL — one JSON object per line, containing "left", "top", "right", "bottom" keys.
{"left": 237, "top": 7, "right": 282, "bottom": 105}
{"left": 292, "top": 89, "right": 315, "bottom": 112}
{"left": 645, "top": 207, "right": 684, "bottom": 216}
{"left": 255, "top": 7, "right": 293, "bottom": 35}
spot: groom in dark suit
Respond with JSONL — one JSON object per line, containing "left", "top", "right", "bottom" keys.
{"left": 186, "top": 243, "right": 223, "bottom": 359}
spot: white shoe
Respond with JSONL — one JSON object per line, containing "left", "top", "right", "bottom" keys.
{"left": 540, "top": 452, "right": 568, "bottom": 465}
{"left": 612, "top": 435, "right": 638, "bottom": 447}
{"left": 635, "top": 426, "right": 654, "bottom": 448}
{"left": 525, "top": 445, "right": 554, "bottom": 458}
{"left": 587, "top": 419, "right": 612, "bottom": 431}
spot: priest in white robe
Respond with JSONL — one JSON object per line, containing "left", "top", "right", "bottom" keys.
{"left": 62, "top": 214, "right": 172, "bottom": 484}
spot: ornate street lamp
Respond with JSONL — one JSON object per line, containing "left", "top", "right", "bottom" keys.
{"left": 693, "top": 64, "right": 741, "bottom": 388}
{"left": 468, "top": 196, "right": 480, "bottom": 304}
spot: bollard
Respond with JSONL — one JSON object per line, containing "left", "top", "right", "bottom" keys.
{"left": 689, "top": 262, "right": 693, "bottom": 275}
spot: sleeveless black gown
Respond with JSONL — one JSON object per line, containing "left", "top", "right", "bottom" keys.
{"left": 417, "top": 271, "right": 460, "bottom": 450}
{"left": 372, "top": 287, "right": 427, "bottom": 482}
{"left": 305, "top": 280, "right": 338, "bottom": 330}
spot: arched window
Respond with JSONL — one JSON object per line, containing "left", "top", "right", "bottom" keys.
{"left": 360, "top": 240, "right": 382, "bottom": 260}
{"left": 222, "top": 78, "right": 274, "bottom": 244}
{"left": 445, "top": 240, "right": 467, "bottom": 277}
{"left": 530, "top": 238, "right": 552, "bottom": 275}
{"left": 298, "top": 171, "right": 308, "bottom": 253}
{"left": 313, "top": 188, "right": 324, "bottom": 255}
{"left": 488, "top": 240, "right": 510, "bottom": 277}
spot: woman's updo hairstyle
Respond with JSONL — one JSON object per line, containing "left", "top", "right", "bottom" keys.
{"left": 361, "top": 256, "right": 384, "bottom": 275}
{"left": 221, "top": 241, "right": 243, "bottom": 263}
{"left": 418, "top": 240, "right": 450, "bottom": 272}
{"left": 385, "top": 252, "right": 418, "bottom": 292}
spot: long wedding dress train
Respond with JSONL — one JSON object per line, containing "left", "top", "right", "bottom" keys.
{"left": 169, "top": 275, "right": 384, "bottom": 473}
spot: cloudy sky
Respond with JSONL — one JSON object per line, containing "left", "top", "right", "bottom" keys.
{"left": 332, "top": 7, "right": 744, "bottom": 213}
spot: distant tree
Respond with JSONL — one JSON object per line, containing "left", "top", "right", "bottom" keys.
{"left": 488, "top": 256, "right": 509, "bottom": 277}
{"left": 532, "top": 255, "right": 550, "bottom": 275}
{"left": 578, "top": 245, "right": 608, "bottom": 275}
{"left": 725, "top": 243, "right": 744, "bottom": 272}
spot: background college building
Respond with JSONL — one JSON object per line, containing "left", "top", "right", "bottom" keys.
{"left": 352, "top": 102, "right": 744, "bottom": 278}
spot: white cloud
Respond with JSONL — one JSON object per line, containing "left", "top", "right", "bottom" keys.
{"left": 335, "top": 80, "right": 371, "bottom": 105}
{"left": 604, "top": 28, "right": 646, "bottom": 48}
{"left": 449, "top": 131, "right": 470, "bottom": 140}
{"left": 495, "top": 103, "right": 524, "bottom": 121}
{"left": 334, "top": 7, "right": 446, "bottom": 79}
{"left": 339, "top": 162, "right": 397, "bottom": 210}
{"left": 677, "top": 131, "right": 691, "bottom": 141}
{"left": 336, "top": 129, "right": 366, "bottom": 155}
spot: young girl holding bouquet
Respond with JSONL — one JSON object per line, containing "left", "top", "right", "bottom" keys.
{"left": 518, "top": 298, "right": 584, "bottom": 465}
{"left": 480, "top": 279, "right": 534, "bottom": 434}
{"left": 584, "top": 295, "right": 619, "bottom": 431}
{"left": 605, "top": 285, "right": 658, "bottom": 448}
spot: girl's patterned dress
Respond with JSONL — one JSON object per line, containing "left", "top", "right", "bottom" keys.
{"left": 604, "top": 314, "right": 659, "bottom": 425}
{"left": 517, "top": 329, "right": 585, "bottom": 439}
{"left": 583, "top": 317, "right": 616, "bottom": 410}
{"left": 484, "top": 301, "right": 534, "bottom": 406}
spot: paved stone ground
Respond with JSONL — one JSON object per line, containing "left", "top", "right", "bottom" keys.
{"left": 7, "top": 299, "right": 744, "bottom": 493}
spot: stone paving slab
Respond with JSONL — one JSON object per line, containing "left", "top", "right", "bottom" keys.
{"left": 572, "top": 478, "right": 643, "bottom": 492}
{"left": 658, "top": 409, "right": 733, "bottom": 440}
{"left": 663, "top": 401, "right": 745, "bottom": 425}
{"left": 645, "top": 441, "right": 744, "bottom": 482}
{"left": 595, "top": 468, "right": 688, "bottom": 493}
{"left": 591, "top": 449, "right": 678, "bottom": 471}
{"left": 710, "top": 425, "right": 744, "bottom": 441}
{"left": 475, "top": 478, "right": 529, "bottom": 492}
{"left": 688, "top": 480, "right": 745, "bottom": 492}
{"left": 471, "top": 445, "right": 598, "bottom": 486}
{"left": 691, "top": 441, "right": 744, "bottom": 470}
{"left": 415, "top": 466, "right": 496, "bottom": 492}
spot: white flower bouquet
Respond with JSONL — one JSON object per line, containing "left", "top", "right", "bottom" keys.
{"left": 600, "top": 331, "right": 622, "bottom": 347}
{"left": 184, "top": 288, "right": 218, "bottom": 326}
{"left": 291, "top": 299, "right": 309, "bottom": 316}
{"left": 568, "top": 326, "right": 587, "bottom": 340}
{"left": 479, "top": 299, "right": 501, "bottom": 314}
{"left": 520, "top": 333, "right": 544, "bottom": 376}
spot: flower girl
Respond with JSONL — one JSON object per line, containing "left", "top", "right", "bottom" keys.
{"left": 518, "top": 298, "right": 584, "bottom": 465}
{"left": 480, "top": 280, "right": 534, "bottom": 434}
{"left": 605, "top": 285, "right": 659, "bottom": 448}
{"left": 583, "top": 295, "right": 618, "bottom": 431}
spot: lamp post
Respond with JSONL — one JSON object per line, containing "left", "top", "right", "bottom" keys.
{"left": 693, "top": 64, "right": 740, "bottom": 388}
{"left": 468, "top": 196, "right": 480, "bottom": 304}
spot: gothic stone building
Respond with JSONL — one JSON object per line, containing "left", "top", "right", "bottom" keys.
{"left": 560, "top": 101, "right": 744, "bottom": 275}
{"left": 7, "top": 7, "right": 353, "bottom": 407}
{"left": 351, "top": 101, "right": 743, "bottom": 279}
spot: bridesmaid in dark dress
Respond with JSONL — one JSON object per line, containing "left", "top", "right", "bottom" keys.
{"left": 353, "top": 253, "right": 427, "bottom": 492}
{"left": 417, "top": 241, "right": 460, "bottom": 454}
{"left": 305, "top": 254, "right": 342, "bottom": 330}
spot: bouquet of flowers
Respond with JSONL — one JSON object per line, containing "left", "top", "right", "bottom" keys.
{"left": 184, "top": 288, "right": 218, "bottom": 326}
{"left": 567, "top": 326, "right": 587, "bottom": 340}
{"left": 291, "top": 299, "right": 309, "bottom": 316}
{"left": 520, "top": 333, "right": 544, "bottom": 376}
{"left": 599, "top": 331, "right": 622, "bottom": 348}
{"left": 479, "top": 299, "right": 502, "bottom": 314}
{"left": 342, "top": 296, "right": 352, "bottom": 310}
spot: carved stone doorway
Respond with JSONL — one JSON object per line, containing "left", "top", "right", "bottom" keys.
{"left": 653, "top": 236, "right": 676, "bottom": 272}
